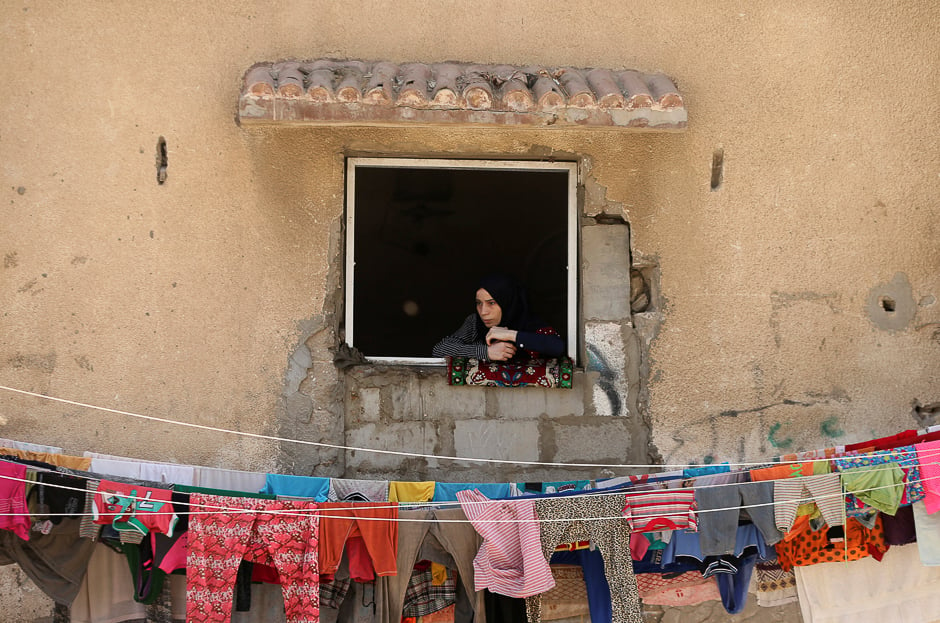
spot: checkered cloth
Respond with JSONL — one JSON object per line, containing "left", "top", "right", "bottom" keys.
{"left": 402, "top": 564, "right": 457, "bottom": 617}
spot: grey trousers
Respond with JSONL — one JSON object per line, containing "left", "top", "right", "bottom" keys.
{"left": 694, "top": 481, "right": 784, "bottom": 556}
{"left": 376, "top": 507, "right": 485, "bottom": 623}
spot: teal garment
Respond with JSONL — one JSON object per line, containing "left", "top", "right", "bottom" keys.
{"left": 683, "top": 463, "right": 731, "bottom": 478}
{"left": 516, "top": 480, "right": 591, "bottom": 495}
{"left": 840, "top": 463, "right": 904, "bottom": 516}
{"left": 261, "top": 474, "right": 331, "bottom": 501}
{"left": 433, "top": 482, "right": 513, "bottom": 502}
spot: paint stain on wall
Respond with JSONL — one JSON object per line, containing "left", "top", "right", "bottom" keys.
{"left": 767, "top": 422, "right": 793, "bottom": 449}
{"left": 820, "top": 417, "right": 844, "bottom": 438}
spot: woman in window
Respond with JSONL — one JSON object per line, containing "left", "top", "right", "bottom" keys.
{"left": 432, "top": 274, "right": 565, "bottom": 361}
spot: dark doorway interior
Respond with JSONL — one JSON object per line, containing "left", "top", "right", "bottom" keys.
{"left": 351, "top": 164, "right": 571, "bottom": 358}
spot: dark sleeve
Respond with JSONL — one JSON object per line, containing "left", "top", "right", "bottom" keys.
{"left": 515, "top": 330, "right": 566, "bottom": 357}
{"left": 432, "top": 315, "right": 489, "bottom": 360}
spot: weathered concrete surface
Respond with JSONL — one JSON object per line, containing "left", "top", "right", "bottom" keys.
{"left": 643, "top": 599, "right": 802, "bottom": 622}
{"left": 2, "top": 2, "right": 939, "bottom": 619}
{"left": 0, "top": 566, "right": 52, "bottom": 622}
{"left": 582, "top": 224, "right": 632, "bottom": 321}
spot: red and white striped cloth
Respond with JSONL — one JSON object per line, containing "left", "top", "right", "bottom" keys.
{"left": 621, "top": 489, "right": 698, "bottom": 533}
{"left": 456, "top": 489, "right": 555, "bottom": 598}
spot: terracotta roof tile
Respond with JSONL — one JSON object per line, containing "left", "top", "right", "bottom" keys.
{"left": 238, "top": 59, "right": 686, "bottom": 129}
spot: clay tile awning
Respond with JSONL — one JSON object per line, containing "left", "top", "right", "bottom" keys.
{"left": 238, "top": 59, "right": 686, "bottom": 130}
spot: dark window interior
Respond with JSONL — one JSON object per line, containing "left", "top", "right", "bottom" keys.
{"left": 351, "top": 164, "right": 571, "bottom": 358}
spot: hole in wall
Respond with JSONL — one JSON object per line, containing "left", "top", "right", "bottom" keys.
{"left": 710, "top": 147, "right": 724, "bottom": 191}
{"left": 880, "top": 296, "right": 896, "bottom": 313}
{"left": 156, "top": 137, "right": 168, "bottom": 185}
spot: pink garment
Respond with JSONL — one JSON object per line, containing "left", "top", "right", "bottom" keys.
{"left": 915, "top": 440, "right": 940, "bottom": 514}
{"left": 630, "top": 532, "right": 650, "bottom": 561}
{"left": 186, "top": 494, "right": 319, "bottom": 623}
{"left": 156, "top": 532, "right": 187, "bottom": 573}
{"left": 0, "top": 461, "right": 30, "bottom": 541}
{"left": 456, "top": 489, "right": 555, "bottom": 598}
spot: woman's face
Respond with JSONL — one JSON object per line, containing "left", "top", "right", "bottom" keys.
{"left": 475, "top": 288, "right": 503, "bottom": 327}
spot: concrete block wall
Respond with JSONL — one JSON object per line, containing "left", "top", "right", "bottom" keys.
{"left": 334, "top": 217, "right": 657, "bottom": 484}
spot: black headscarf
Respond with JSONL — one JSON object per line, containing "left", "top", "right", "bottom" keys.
{"left": 474, "top": 273, "right": 537, "bottom": 336}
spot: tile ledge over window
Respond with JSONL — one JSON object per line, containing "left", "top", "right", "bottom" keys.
{"left": 238, "top": 59, "right": 687, "bottom": 130}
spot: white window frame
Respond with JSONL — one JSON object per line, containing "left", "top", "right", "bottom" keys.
{"left": 345, "top": 157, "right": 578, "bottom": 365}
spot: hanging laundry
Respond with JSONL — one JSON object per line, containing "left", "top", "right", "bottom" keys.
{"left": 833, "top": 445, "right": 924, "bottom": 506}
{"left": 525, "top": 493, "right": 643, "bottom": 623}
{"left": 778, "top": 446, "right": 845, "bottom": 463}
{"left": 70, "top": 543, "right": 149, "bottom": 623}
{"left": 839, "top": 464, "right": 904, "bottom": 515}
{"left": 773, "top": 473, "right": 844, "bottom": 532}
{"left": 318, "top": 501, "right": 398, "bottom": 582}
{"left": 595, "top": 470, "right": 685, "bottom": 490}
{"left": 0, "top": 438, "right": 63, "bottom": 454}
{"left": 456, "top": 489, "right": 554, "bottom": 598}
{"left": 620, "top": 488, "right": 698, "bottom": 533}
{"left": 794, "top": 543, "right": 940, "bottom": 623}
{"left": 262, "top": 473, "right": 331, "bottom": 501}
{"left": 752, "top": 560, "right": 797, "bottom": 608}
{"left": 432, "top": 482, "right": 512, "bottom": 502}
{"left": 914, "top": 439, "right": 940, "bottom": 514}
{"left": 402, "top": 561, "right": 457, "bottom": 617}
{"left": 661, "top": 523, "right": 774, "bottom": 565}
{"left": 845, "top": 430, "right": 918, "bottom": 452}
{"left": 912, "top": 501, "right": 940, "bottom": 566}
{"left": 879, "top": 503, "right": 915, "bottom": 546}
{"left": 0, "top": 515, "right": 95, "bottom": 606}
{"left": 750, "top": 460, "right": 819, "bottom": 481}
{"left": 327, "top": 477, "right": 389, "bottom": 502}
{"left": 91, "top": 479, "right": 179, "bottom": 538}
{"left": 515, "top": 480, "right": 591, "bottom": 495}
{"left": 1, "top": 447, "right": 91, "bottom": 470}
{"left": 682, "top": 464, "right": 730, "bottom": 478}
{"left": 0, "top": 460, "right": 31, "bottom": 540}
{"left": 186, "top": 493, "right": 319, "bottom": 623}
{"left": 192, "top": 465, "right": 267, "bottom": 493}
{"left": 379, "top": 507, "right": 485, "bottom": 623}
{"left": 30, "top": 472, "right": 87, "bottom": 525}
{"left": 774, "top": 515, "right": 887, "bottom": 572}
{"left": 389, "top": 481, "right": 436, "bottom": 503}
{"left": 694, "top": 481, "right": 783, "bottom": 556}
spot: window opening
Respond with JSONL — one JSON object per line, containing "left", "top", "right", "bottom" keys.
{"left": 345, "top": 158, "right": 578, "bottom": 364}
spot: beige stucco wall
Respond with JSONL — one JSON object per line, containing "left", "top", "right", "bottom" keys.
{"left": 3, "top": 0, "right": 937, "bottom": 467}
{"left": 0, "top": 2, "right": 938, "bottom": 618}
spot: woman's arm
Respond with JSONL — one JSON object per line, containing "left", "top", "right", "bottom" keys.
{"left": 432, "top": 315, "right": 489, "bottom": 360}
{"left": 485, "top": 326, "right": 566, "bottom": 358}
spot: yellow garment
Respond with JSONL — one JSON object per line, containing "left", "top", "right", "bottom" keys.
{"left": 431, "top": 562, "right": 448, "bottom": 586}
{"left": 388, "top": 481, "right": 435, "bottom": 503}
{"left": 0, "top": 448, "right": 92, "bottom": 471}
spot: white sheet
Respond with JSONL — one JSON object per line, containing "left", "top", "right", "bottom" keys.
{"left": 794, "top": 543, "right": 940, "bottom": 623}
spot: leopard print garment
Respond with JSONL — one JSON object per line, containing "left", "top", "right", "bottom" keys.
{"left": 525, "top": 493, "right": 643, "bottom": 623}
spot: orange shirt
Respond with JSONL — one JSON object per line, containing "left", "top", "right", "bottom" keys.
{"left": 0, "top": 447, "right": 91, "bottom": 470}
{"left": 750, "top": 461, "right": 814, "bottom": 481}
{"left": 775, "top": 514, "right": 887, "bottom": 572}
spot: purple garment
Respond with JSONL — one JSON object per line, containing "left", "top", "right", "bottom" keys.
{"left": 882, "top": 504, "right": 917, "bottom": 546}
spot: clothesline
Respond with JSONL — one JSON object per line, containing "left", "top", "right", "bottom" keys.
{"left": 3, "top": 383, "right": 939, "bottom": 469}
{"left": 2, "top": 458, "right": 940, "bottom": 523}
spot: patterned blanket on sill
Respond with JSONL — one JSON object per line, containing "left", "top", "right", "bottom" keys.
{"left": 447, "top": 357, "right": 573, "bottom": 388}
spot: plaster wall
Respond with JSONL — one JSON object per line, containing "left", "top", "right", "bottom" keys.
{"left": 0, "top": 2, "right": 938, "bottom": 619}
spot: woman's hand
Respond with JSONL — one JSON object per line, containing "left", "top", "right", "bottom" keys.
{"left": 485, "top": 327, "right": 518, "bottom": 345}
{"left": 487, "top": 341, "right": 517, "bottom": 361}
